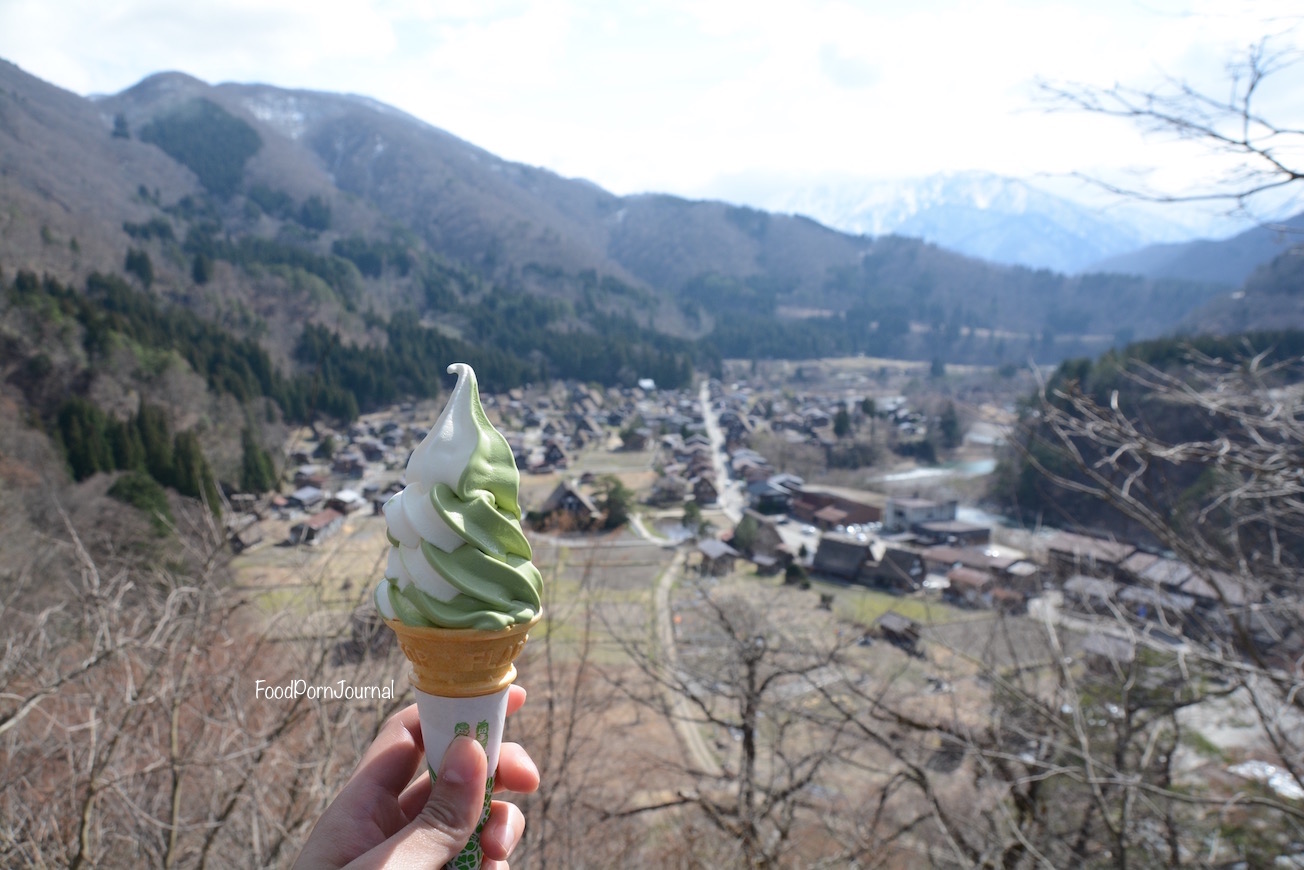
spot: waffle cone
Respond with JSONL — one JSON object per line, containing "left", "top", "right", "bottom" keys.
{"left": 384, "top": 613, "right": 540, "bottom": 698}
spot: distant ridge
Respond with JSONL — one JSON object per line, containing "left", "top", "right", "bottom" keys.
{"left": 1089, "top": 211, "right": 1304, "bottom": 286}
{"left": 709, "top": 171, "right": 1199, "bottom": 274}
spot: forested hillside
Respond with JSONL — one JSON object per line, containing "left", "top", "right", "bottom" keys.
{"left": 992, "top": 330, "right": 1304, "bottom": 539}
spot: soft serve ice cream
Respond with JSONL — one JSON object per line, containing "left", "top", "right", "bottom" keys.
{"left": 375, "top": 363, "right": 542, "bottom": 631}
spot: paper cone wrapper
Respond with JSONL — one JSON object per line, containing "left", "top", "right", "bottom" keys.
{"left": 384, "top": 615, "right": 540, "bottom": 870}
{"left": 415, "top": 685, "right": 511, "bottom": 780}
{"left": 413, "top": 687, "right": 509, "bottom": 870}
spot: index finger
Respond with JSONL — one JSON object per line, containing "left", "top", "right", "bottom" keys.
{"left": 346, "top": 704, "right": 425, "bottom": 798}
{"left": 507, "top": 684, "right": 526, "bottom": 717}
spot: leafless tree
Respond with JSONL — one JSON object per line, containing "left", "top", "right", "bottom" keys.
{"left": 952, "top": 346, "right": 1304, "bottom": 866}
{"left": 1041, "top": 34, "right": 1304, "bottom": 220}
{"left": 604, "top": 564, "right": 863, "bottom": 869}
{"left": 0, "top": 500, "right": 403, "bottom": 868}
{"left": 509, "top": 540, "right": 637, "bottom": 869}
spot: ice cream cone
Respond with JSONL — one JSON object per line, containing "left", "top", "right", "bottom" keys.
{"left": 373, "top": 363, "right": 543, "bottom": 869}
{"left": 384, "top": 613, "right": 540, "bottom": 698}
{"left": 384, "top": 613, "right": 540, "bottom": 870}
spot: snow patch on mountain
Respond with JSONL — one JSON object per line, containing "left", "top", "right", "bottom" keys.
{"left": 710, "top": 171, "right": 1217, "bottom": 275}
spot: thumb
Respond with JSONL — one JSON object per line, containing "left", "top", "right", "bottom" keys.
{"left": 416, "top": 735, "right": 489, "bottom": 846}
{"left": 365, "top": 736, "right": 489, "bottom": 866}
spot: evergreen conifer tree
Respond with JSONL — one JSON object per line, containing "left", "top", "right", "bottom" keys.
{"left": 239, "top": 428, "right": 277, "bottom": 493}
{"left": 171, "top": 430, "right": 221, "bottom": 515}
{"left": 107, "top": 418, "right": 146, "bottom": 471}
{"left": 135, "top": 402, "right": 173, "bottom": 486}
{"left": 57, "top": 398, "right": 113, "bottom": 480}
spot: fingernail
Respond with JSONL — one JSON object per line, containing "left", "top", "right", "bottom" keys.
{"left": 438, "top": 736, "right": 479, "bottom": 786}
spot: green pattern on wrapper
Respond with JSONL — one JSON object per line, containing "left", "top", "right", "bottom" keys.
{"left": 431, "top": 719, "right": 495, "bottom": 870}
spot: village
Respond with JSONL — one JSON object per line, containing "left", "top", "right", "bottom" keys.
{"left": 226, "top": 356, "right": 1291, "bottom": 679}
{"left": 213, "top": 356, "right": 1304, "bottom": 841}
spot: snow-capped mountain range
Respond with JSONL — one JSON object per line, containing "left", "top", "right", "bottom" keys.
{"left": 708, "top": 171, "right": 1243, "bottom": 275}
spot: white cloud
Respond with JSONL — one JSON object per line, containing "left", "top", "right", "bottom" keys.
{"left": 0, "top": 0, "right": 1299, "bottom": 205}
{"left": 0, "top": 0, "right": 397, "bottom": 93}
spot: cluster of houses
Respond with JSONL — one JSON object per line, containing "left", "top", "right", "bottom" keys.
{"left": 719, "top": 482, "right": 1284, "bottom": 652}
{"left": 1047, "top": 531, "right": 1287, "bottom": 651}
{"left": 228, "top": 378, "right": 718, "bottom": 551}
{"left": 681, "top": 386, "right": 1295, "bottom": 664}
{"left": 221, "top": 369, "right": 1295, "bottom": 669}
{"left": 710, "top": 380, "right": 926, "bottom": 447}
{"left": 224, "top": 414, "right": 417, "bottom": 551}
{"left": 693, "top": 487, "right": 1292, "bottom": 669}
{"left": 495, "top": 381, "right": 710, "bottom": 474}
{"left": 766, "top": 497, "right": 1037, "bottom": 613}
{"left": 722, "top": 496, "right": 1294, "bottom": 660}
{"left": 648, "top": 431, "right": 723, "bottom": 508}
{"left": 526, "top": 378, "right": 951, "bottom": 539}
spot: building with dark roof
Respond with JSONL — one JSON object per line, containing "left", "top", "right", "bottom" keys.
{"left": 288, "top": 486, "right": 325, "bottom": 511}
{"left": 538, "top": 480, "right": 599, "bottom": 531}
{"left": 914, "top": 519, "right": 991, "bottom": 547}
{"left": 1064, "top": 575, "right": 1119, "bottom": 613}
{"left": 1045, "top": 531, "right": 1135, "bottom": 579}
{"left": 812, "top": 534, "right": 871, "bottom": 581}
{"left": 944, "top": 566, "right": 995, "bottom": 607}
{"left": 862, "top": 545, "right": 925, "bottom": 593}
{"left": 289, "top": 509, "right": 344, "bottom": 545}
{"left": 884, "top": 497, "right": 957, "bottom": 533}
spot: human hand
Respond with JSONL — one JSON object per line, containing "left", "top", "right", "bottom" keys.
{"left": 295, "top": 685, "right": 538, "bottom": 869}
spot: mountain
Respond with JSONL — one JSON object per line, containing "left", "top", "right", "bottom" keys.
{"left": 0, "top": 61, "right": 1235, "bottom": 399}
{"left": 712, "top": 172, "right": 1195, "bottom": 274}
{"left": 1174, "top": 242, "right": 1304, "bottom": 334}
{"left": 1088, "top": 211, "right": 1304, "bottom": 286}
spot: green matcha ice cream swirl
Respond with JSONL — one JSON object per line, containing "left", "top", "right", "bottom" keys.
{"left": 374, "top": 363, "right": 542, "bottom": 630}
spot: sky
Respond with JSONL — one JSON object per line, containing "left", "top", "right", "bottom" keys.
{"left": 1, "top": 0, "right": 1301, "bottom": 225}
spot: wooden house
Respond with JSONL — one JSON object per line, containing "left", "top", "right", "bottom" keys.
{"left": 790, "top": 487, "right": 883, "bottom": 527}
{"left": 289, "top": 509, "right": 344, "bottom": 545}
{"left": 944, "top": 566, "right": 994, "bottom": 608}
{"left": 693, "top": 476, "right": 719, "bottom": 507}
{"left": 861, "top": 545, "right": 925, "bottom": 593}
{"left": 543, "top": 441, "right": 570, "bottom": 469}
{"left": 883, "top": 497, "right": 957, "bottom": 533}
{"left": 1045, "top": 531, "right": 1135, "bottom": 580}
{"left": 914, "top": 519, "right": 991, "bottom": 547}
{"left": 875, "top": 611, "right": 923, "bottom": 656}
{"left": 328, "top": 489, "right": 365, "bottom": 515}
{"left": 698, "top": 539, "right": 740, "bottom": 576}
{"left": 288, "top": 486, "right": 325, "bottom": 511}
{"left": 1063, "top": 575, "right": 1118, "bottom": 614}
{"left": 813, "top": 534, "right": 871, "bottom": 581}
{"left": 538, "top": 480, "right": 599, "bottom": 531}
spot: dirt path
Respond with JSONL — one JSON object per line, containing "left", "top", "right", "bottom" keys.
{"left": 654, "top": 548, "right": 723, "bottom": 778}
